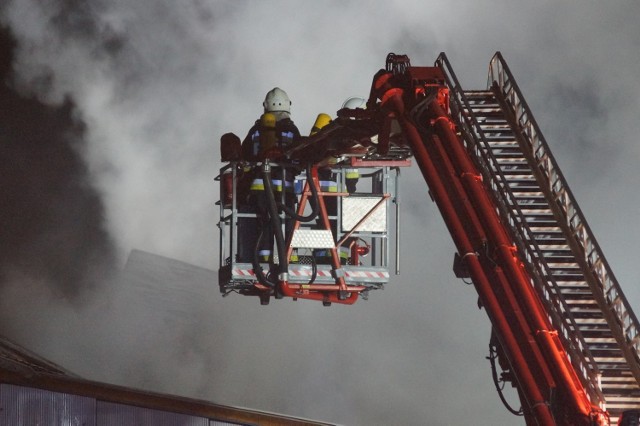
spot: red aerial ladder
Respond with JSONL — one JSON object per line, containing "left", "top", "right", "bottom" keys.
{"left": 217, "top": 53, "right": 640, "bottom": 425}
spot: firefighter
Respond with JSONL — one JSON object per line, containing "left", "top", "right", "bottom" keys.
{"left": 238, "top": 88, "right": 301, "bottom": 264}
{"left": 340, "top": 96, "right": 364, "bottom": 193}
{"left": 308, "top": 113, "right": 343, "bottom": 264}
{"left": 242, "top": 87, "right": 300, "bottom": 161}
{"left": 313, "top": 97, "right": 365, "bottom": 264}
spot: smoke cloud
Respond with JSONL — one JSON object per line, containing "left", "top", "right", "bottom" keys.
{"left": 1, "top": 1, "right": 640, "bottom": 425}
{"left": 0, "top": 25, "right": 115, "bottom": 300}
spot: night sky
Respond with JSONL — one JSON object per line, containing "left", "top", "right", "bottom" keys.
{"left": 1, "top": 2, "right": 640, "bottom": 425}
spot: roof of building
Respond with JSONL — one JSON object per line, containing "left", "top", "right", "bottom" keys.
{"left": 0, "top": 250, "right": 335, "bottom": 426}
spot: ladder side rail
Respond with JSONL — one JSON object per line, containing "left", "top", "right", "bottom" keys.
{"left": 217, "top": 162, "right": 237, "bottom": 268}
{"left": 482, "top": 105, "right": 606, "bottom": 407}
{"left": 436, "top": 52, "right": 604, "bottom": 405}
{"left": 216, "top": 166, "right": 226, "bottom": 269}
{"left": 375, "top": 167, "right": 389, "bottom": 268}
{"left": 488, "top": 52, "right": 640, "bottom": 366}
{"left": 230, "top": 163, "right": 239, "bottom": 268}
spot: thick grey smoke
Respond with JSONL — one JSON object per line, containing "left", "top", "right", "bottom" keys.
{"left": 0, "top": 25, "right": 115, "bottom": 300}
{"left": 1, "top": 1, "right": 640, "bottom": 425}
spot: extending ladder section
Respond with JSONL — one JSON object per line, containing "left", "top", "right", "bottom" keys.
{"left": 438, "top": 53, "right": 640, "bottom": 422}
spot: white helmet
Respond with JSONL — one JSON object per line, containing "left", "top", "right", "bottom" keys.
{"left": 263, "top": 87, "right": 291, "bottom": 113}
{"left": 342, "top": 96, "right": 367, "bottom": 110}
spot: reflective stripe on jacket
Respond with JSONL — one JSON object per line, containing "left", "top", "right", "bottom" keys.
{"left": 319, "top": 180, "right": 338, "bottom": 193}
{"left": 345, "top": 168, "right": 360, "bottom": 179}
{"left": 250, "top": 178, "right": 294, "bottom": 192}
{"left": 315, "top": 247, "right": 350, "bottom": 262}
{"left": 242, "top": 118, "right": 301, "bottom": 161}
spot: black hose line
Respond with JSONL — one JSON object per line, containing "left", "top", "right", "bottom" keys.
{"left": 252, "top": 162, "right": 321, "bottom": 288}
{"left": 278, "top": 163, "right": 319, "bottom": 223}
{"left": 252, "top": 228, "right": 277, "bottom": 288}
{"left": 488, "top": 340, "right": 524, "bottom": 417}
{"left": 307, "top": 253, "right": 318, "bottom": 285}
{"left": 263, "top": 164, "right": 288, "bottom": 276}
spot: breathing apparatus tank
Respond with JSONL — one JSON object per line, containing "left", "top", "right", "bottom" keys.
{"left": 259, "top": 112, "right": 277, "bottom": 157}
{"left": 310, "top": 113, "right": 332, "bottom": 135}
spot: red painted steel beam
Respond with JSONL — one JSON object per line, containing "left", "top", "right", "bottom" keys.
{"left": 278, "top": 166, "right": 359, "bottom": 305}
{"left": 427, "top": 100, "right": 597, "bottom": 421}
{"left": 370, "top": 67, "right": 604, "bottom": 424}
{"left": 403, "top": 121, "right": 555, "bottom": 425}
{"left": 427, "top": 131, "right": 559, "bottom": 401}
{"left": 382, "top": 103, "right": 557, "bottom": 424}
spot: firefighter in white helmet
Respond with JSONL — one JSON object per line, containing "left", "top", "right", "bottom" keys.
{"left": 242, "top": 87, "right": 300, "bottom": 160}
{"left": 307, "top": 113, "right": 342, "bottom": 264}
{"left": 317, "top": 97, "right": 364, "bottom": 264}
{"left": 342, "top": 96, "right": 367, "bottom": 110}
{"left": 238, "top": 88, "right": 301, "bottom": 263}
{"left": 308, "top": 97, "right": 365, "bottom": 265}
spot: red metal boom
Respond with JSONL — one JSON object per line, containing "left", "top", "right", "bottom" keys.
{"left": 368, "top": 60, "right": 605, "bottom": 424}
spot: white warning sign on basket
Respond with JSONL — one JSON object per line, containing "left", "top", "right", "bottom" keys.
{"left": 290, "top": 229, "right": 335, "bottom": 248}
{"left": 342, "top": 196, "right": 387, "bottom": 232}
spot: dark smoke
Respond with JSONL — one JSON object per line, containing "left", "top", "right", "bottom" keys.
{"left": 0, "top": 25, "right": 115, "bottom": 300}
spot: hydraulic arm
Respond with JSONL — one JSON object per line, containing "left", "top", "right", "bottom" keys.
{"left": 366, "top": 54, "right": 606, "bottom": 424}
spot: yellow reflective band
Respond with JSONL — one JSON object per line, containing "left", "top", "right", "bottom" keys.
{"left": 319, "top": 180, "right": 338, "bottom": 192}
{"left": 270, "top": 179, "right": 293, "bottom": 192}
{"left": 249, "top": 179, "right": 293, "bottom": 192}
{"left": 339, "top": 247, "right": 350, "bottom": 260}
{"left": 250, "top": 179, "right": 265, "bottom": 191}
